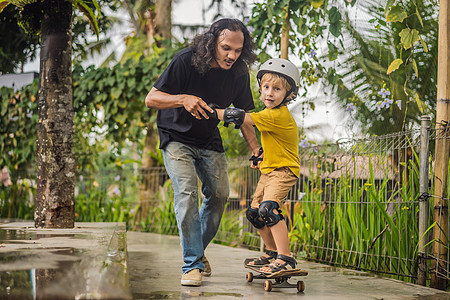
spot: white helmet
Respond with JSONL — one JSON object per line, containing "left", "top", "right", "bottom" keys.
{"left": 256, "top": 58, "right": 300, "bottom": 98}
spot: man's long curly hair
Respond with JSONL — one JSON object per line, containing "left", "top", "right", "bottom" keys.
{"left": 191, "top": 18, "right": 256, "bottom": 76}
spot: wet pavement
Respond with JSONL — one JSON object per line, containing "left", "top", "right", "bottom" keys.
{"left": 128, "top": 231, "right": 450, "bottom": 300}
{"left": 0, "top": 221, "right": 130, "bottom": 299}
{"left": 0, "top": 221, "right": 449, "bottom": 299}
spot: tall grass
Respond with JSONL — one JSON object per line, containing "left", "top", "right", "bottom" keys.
{"left": 0, "top": 179, "right": 35, "bottom": 220}
{"left": 289, "top": 153, "right": 421, "bottom": 283}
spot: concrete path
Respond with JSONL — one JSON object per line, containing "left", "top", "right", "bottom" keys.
{"left": 127, "top": 231, "right": 450, "bottom": 300}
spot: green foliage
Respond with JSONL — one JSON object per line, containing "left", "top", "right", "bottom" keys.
{"left": 16, "top": 1, "right": 44, "bottom": 35}
{"left": 0, "top": 4, "right": 39, "bottom": 73}
{"left": 0, "top": 178, "right": 35, "bottom": 219}
{"left": 0, "top": 1, "right": 117, "bottom": 72}
{"left": 73, "top": 45, "right": 182, "bottom": 157}
{"left": 247, "top": 0, "right": 329, "bottom": 92}
{"left": 135, "top": 179, "right": 178, "bottom": 235}
{"left": 0, "top": 44, "right": 183, "bottom": 182}
{"left": 6, "top": 0, "right": 102, "bottom": 37}
{"left": 247, "top": 0, "right": 435, "bottom": 135}
{"left": 76, "top": 190, "right": 132, "bottom": 223}
{"left": 247, "top": 0, "right": 356, "bottom": 97}
{"left": 330, "top": 0, "right": 437, "bottom": 135}
{"left": 214, "top": 205, "right": 245, "bottom": 246}
{"left": 0, "top": 82, "right": 38, "bottom": 179}
{"left": 328, "top": 6, "right": 342, "bottom": 38}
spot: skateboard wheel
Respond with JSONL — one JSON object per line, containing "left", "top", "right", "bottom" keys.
{"left": 264, "top": 280, "right": 272, "bottom": 292}
{"left": 246, "top": 272, "right": 253, "bottom": 282}
{"left": 297, "top": 280, "right": 305, "bottom": 292}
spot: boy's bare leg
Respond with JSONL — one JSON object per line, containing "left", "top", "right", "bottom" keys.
{"left": 247, "top": 226, "right": 276, "bottom": 265}
{"left": 258, "top": 226, "right": 277, "bottom": 250}
{"left": 260, "top": 217, "right": 292, "bottom": 272}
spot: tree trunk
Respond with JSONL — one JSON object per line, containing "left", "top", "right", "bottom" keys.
{"left": 280, "top": 8, "right": 290, "bottom": 60}
{"left": 35, "top": 0, "right": 75, "bottom": 228}
{"left": 155, "top": 0, "right": 172, "bottom": 42}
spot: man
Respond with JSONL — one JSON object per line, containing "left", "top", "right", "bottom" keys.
{"left": 145, "top": 18, "right": 260, "bottom": 286}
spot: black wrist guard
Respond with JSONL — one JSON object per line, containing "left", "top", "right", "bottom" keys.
{"left": 249, "top": 147, "right": 263, "bottom": 166}
{"left": 223, "top": 107, "right": 245, "bottom": 129}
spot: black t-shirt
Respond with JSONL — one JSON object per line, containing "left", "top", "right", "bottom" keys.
{"left": 153, "top": 48, "right": 255, "bottom": 152}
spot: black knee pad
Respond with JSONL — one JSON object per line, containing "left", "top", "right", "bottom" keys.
{"left": 258, "top": 201, "right": 284, "bottom": 227}
{"left": 246, "top": 206, "right": 265, "bottom": 229}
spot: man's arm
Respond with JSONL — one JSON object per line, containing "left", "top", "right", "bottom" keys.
{"left": 145, "top": 87, "right": 214, "bottom": 119}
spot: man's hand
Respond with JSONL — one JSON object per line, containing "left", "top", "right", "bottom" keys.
{"left": 182, "top": 95, "right": 215, "bottom": 120}
{"left": 204, "top": 103, "right": 219, "bottom": 119}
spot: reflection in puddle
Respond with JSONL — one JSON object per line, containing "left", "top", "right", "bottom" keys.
{"left": 0, "top": 228, "right": 87, "bottom": 242}
{"left": 0, "top": 229, "right": 93, "bottom": 300}
{"left": 0, "top": 259, "right": 79, "bottom": 299}
{"left": 0, "top": 225, "right": 130, "bottom": 299}
{"left": 0, "top": 270, "right": 33, "bottom": 299}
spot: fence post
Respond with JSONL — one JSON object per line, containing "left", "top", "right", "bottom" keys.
{"left": 417, "top": 115, "right": 431, "bottom": 286}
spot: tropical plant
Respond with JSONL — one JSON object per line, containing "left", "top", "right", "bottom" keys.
{"left": 326, "top": 0, "right": 437, "bottom": 135}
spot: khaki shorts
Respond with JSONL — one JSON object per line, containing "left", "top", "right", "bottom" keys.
{"left": 251, "top": 167, "right": 298, "bottom": 208}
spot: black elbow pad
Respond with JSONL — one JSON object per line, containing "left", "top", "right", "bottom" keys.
{"left": 223, "top": 107, "right": 245, "bottom": 129}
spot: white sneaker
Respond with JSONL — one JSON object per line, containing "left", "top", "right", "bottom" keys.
{"left": 181, "top": 269, "right": 202, "bottom": 286}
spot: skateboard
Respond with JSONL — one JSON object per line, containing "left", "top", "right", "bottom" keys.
{"left": 244, "top": 258, "right": 308, "bottom": 292}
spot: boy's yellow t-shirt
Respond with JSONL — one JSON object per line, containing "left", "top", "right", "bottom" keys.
{"left": 249, "top": 106, "right": 300, "bottom": 176}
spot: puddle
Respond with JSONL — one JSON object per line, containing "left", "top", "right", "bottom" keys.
{"left": 0, "top": 224, "right": 129, "bottom": 299}
{"left": 0, "top": 228, "right": 88, "bottom": 241}
{"left": 133, "top": 291, "right": 244, "bottom": 299}
{"left": 0, "top": 229, "right": 38, "bottom": 241}
{"left": 0, "top": 263, "right": 81, "bottom": 299}
{"left": 0, "top": 270, "right": 33, "bottom": 299}
{"left": 0, "top": 232, "right": 87, "bottom": 299}
{"left": 0, "top": 247, "right": 82, "bottom": 268}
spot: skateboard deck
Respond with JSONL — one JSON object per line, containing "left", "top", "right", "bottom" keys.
{"left": 244, "top": 258, "right": 308, "bottom": 292}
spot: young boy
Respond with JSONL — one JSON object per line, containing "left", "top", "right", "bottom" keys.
{"left": 208, "top": 58, "right": 300, "bottom": 274}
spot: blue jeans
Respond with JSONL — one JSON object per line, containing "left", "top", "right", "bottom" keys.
{"left": 162, "top": 141, "right": 229, "bottom": 274}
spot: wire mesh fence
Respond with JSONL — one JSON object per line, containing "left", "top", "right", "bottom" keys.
{"left": 224, "top": 130, "right": 424, "bottom": 282}
{"left": 220, "top": 120, "right": 448, "bottom": 288}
